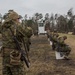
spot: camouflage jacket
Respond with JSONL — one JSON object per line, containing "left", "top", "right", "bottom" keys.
{"left": 1, "top": 21, "right": 25, "bottom": 49}
{"left": 57, "top": 37, "right": 66, "bottom": 46}
{"left": 51, "top": 33, "right": 58, "bottom": 42}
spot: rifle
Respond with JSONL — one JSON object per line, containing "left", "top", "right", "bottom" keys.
{"left": 9, "top": 28, "right": 29, "bottom": 68}
{"left": 22, "top": 38, "right": 30, "bottom": 64}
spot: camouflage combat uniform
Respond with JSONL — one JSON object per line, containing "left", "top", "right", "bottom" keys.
{"left": 56, "top": 36, "right": 71, "bottom": 57}
{"left": 24, "top": 26, "right": 33, "bottom": 51}
{"left": 51, "top": 32, "right": 59, "bottom": 50}
{"left": 1, "top": 11, "right": 26, "bottom": 75}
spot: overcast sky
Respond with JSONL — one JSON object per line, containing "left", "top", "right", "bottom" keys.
{"left": 0, "top": 0, "right": 75, "bottom": 17}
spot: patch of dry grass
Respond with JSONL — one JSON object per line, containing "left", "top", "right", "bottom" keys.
{"left": 0, "top": 34, "right": 75, "bottom": 75}
{"left": 26, "top": 35, "right": 75, "bottom": 75}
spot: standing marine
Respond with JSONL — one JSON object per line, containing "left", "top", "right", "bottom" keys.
{"left": 1, "top": 10, "right": 28, "bottom": 75}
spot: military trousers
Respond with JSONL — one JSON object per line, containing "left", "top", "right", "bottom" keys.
{"left": 2, "top": 65, "right": 26, "bottom": 75}
{"left": 2, "top": 48, "right": 26, "bottom": 75}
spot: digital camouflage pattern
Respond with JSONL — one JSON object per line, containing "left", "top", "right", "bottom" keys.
{"left": 23, "top": 26, "right": 33, "bottom": 52}
{"left": 2, "top": 48, "right": 25, "bottom": 75}
{"left": 1, "top": 11, "right": 27, "bottom": 75}
{"left": 56, "top": 36, "right": 71, "bottom": 56}
{"left": 51, "top": 32, "right": 59, "bottom": 50}
{"left": 2, "top": 21, "right": 24, "bottom": 48}
{"left": 25, "top": 26, "right": 33, "bottom": 38}
{"left": 2, "top": 64, "right": 25, "bottom": 75}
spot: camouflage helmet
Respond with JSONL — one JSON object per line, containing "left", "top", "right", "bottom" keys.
{"left": 8, "top": 11, "right": 19, "bottom": 20}
{"left": 63, "top": 36, "right": 67, "bottom": 40}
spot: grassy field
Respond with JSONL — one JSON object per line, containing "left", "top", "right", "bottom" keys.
{"left": 0, "top": 33, "right": 75, "bottom": 75}
{"left": 26, "top": 34, "right": 75, "bottom": 75}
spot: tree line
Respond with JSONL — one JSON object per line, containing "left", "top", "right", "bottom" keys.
{"left": 0, "top": 8, "right": 75, "bottom": 35}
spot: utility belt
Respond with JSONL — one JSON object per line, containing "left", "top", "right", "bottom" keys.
{"left": 2, "top": 47, "right": 22, "bottom": 65}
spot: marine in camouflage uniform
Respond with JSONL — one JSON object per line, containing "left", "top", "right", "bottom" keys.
{"left": 56, "top": 36, "right": 71, "bottom": 59}
{"left": 51, "top": 30, "right": 59, "bottom": 50}
{"left": 1, "top": 10, "right": 27, "bottom": 75}
{"left": 52, "top": 34, "right": 59, "bottom": 50}
{"left": 23, "top": 26, "right": 33, "bottom": 51}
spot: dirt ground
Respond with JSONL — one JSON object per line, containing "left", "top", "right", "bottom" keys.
{"left": 0, "top": 34, "right": 75, "bottom": 75}
{"left": 26, "top": 34, "right": 75, "bottom": 75}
